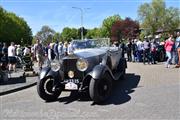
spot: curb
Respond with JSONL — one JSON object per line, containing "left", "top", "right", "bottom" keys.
{"left": 0, "top": 82, "right": 37, "bottom": 96}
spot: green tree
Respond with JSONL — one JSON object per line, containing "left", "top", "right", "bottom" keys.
{"left": 32, "top": 36, "right": 37, "bottom": 45}
{"left": 86, "top": 28, "right": 101, "bottom": 39}
{"left": 163, "top": 7, "right": 180, "bottom": 33}
{"left": 53, "top": 32, "right": 61, "bottom": 42}
{"left": 61, "top": 27, "right": 78, "bottom": 42}
{"left": 0, "top": 6, "right": 32, "bottom": 45}
{"left": 35, "top": 25, "right": 55, "bottom": 45}
{"left": 100, "top": 14, "right": 121, "bottom": 37}
{"left": 138, "top": 0, "right": 180, "bottom": 35}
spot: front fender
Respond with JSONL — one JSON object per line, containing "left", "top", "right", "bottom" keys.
{"left": 39, "top": 67, "right": 62, "bottom": 81}
{"left": 90, "top": 64, "right": 110, "bottom": 80}
{"left": 39, "top": 67, "right": 51, "bottom": 80}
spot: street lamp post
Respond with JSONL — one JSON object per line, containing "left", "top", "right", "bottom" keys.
{"left": 72, "top": 7, "right": 90, "bottom": 40}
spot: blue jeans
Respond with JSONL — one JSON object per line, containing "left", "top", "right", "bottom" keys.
{"left": 166, "top": 51, "right": 172, "bottom": 66}
{"left": 174, "top": 51, "right": 179, "bottom": 64}
{"left": 137, "top": 50, "right": 143, "bottom": 62}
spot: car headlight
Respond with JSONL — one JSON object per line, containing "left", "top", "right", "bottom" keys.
{"left": 51, "top": 60, "right": 60, "bottom": 71}
{"left": 76, "top": 58, "right": 88, "bottom": 72}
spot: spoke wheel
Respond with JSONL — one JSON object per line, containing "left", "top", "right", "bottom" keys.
{"left": 89, "top": 73, "right": 112, "bottom": 103}
{"left": 37, "top": 77, "right": 62, "bottom": 101}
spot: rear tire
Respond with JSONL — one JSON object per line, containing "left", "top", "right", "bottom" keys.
{"left": 89, "top": 72, "right": 112, "bottom": 103}
{"left": 159, "top": 50, "right": 165, "bottom": 62}
{"left": 37, "top": 77, "right": 62, "bottom": 101}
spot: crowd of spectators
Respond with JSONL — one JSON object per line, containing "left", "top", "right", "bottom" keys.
{"left": 1, "top": 32, "right": 180, "bottom": 74}
{"left": 0, "top": 38, "right": 76, "bottom": 72}
{"left": 124, "top": 32, "right": 180, "bottom": 68}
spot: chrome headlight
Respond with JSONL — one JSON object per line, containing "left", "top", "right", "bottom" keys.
{"left": 76, "top": 58, "right": 88, "bottom": 72}
{"left": 51, "top": 60, "right": 60, "bottom": 71}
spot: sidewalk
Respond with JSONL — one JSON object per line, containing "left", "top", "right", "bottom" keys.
{"left": 0, "top": 66, "right": 39, "bottom": 96}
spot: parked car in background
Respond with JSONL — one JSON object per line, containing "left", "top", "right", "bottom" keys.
{"left": 0, "top": 56, "right": 8, "bottom": 82}
{"left": 37, "top": 39, "right": 127, "bottom": 103}
{"left": 156, "top": 44, "right": 166, "bottom": 62}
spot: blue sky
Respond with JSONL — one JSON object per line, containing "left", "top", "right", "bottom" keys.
{"left": 0, "top": 0, "right": 179, "bottom": 35}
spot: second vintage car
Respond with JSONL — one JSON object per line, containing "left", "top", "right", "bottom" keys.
{"left": 37, "top": 39, "right": 127, "bottom": 103}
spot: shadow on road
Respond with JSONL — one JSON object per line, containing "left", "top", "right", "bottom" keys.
{"left": 57, "top": 91, "right": 86, "bottom": 104}
{"left": 48, "top": 73, "right": 141, "bottom": 105}
{"left": 0, "top": 76, "right": 26, "bottom": 85}
{"left": 98, "top": 73, "right": 141, "bottom": 105}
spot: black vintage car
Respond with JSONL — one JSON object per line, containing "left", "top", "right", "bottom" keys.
{"left": 156, "top": 44, "right": 166, "bottom": 62}
{"left": 37, "top": 39, "right": 127, "bottom": 103}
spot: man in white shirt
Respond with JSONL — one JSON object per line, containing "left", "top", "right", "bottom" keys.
{"left": 68, "top": 42, "right": 74, "bottom": 55}
{"left": 8, "top": 42, "right": 16, "bottom": 71}
{"left": 136, "top": 39, "right": 143, "bottom": 62}
{"left": 23, "top": 45, "right": 30, "bottom": 56}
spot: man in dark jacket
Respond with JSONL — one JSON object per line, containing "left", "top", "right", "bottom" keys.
{"left": 53, "top": 41, "right": 59, "bottom": 60}
{"left": 132, "top": 40, "right": 138, "bottom": 62}
{"left": 126, "top": 40, "right": 132, "bottom": 62}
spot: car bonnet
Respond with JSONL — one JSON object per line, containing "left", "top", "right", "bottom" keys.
{"left": 73, "top": 48, "right": 108, "bottom": 58}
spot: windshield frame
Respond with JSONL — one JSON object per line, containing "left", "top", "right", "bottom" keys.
{"left": 71, "top": 39, "right": 110, "bottom": 50}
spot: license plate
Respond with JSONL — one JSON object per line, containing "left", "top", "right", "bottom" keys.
{"left": 64, "top": 79, "right": 79, "bottom": 84}
{"left": 65, "top": 82, "right": 78, "bottom": 90}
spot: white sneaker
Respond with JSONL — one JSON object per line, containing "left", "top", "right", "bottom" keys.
{"left": 165, "top": 65, "right": 170, "bottom": 68}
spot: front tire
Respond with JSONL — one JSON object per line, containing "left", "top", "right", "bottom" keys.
{"left": 89, "top": 72, "right": 112, "bottom": 103}
{"left": 37, "top": 77, "right": 62, "bottom": 101}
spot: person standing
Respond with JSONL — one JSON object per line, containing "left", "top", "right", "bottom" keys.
{"left": 132, "top": 40, "right": 138, "bottom": 62}
{"left": 120, "top": 42, "right": 126, "bottom": 58}
{"left": 53, "top": 41, "right": 59, "bottom": 60}
{"left": 16, "top": 45, "right": 22, "bottom": 57}
{"left": 31, "top": 45, "right": 35, "bottom": 61}
{"left": 2, "top": 43, "right": 8, "bottom": 64}
{"left": 175, "top": 32, "right": 180, "bottom": 68}
{"left": 164, "top": 34, "right": 174, "bottom": 68}
{"left": 136, "top": 39, "right": 143, "bottom": 62}
{"left": 47, "top": 43, "right": 56, "bottom": 66}
{"left": 63, "top": 42, "right": 68, "bottom": 56}
{"left": 58, "top": 42, "right": 63, "bottom": 60}
{"left": 142, "top": 39, "right": 151, "bottom": 64}
{"left": 68, "top": 42, "right": 74, "bottom": 55}
{"left": 150, "top": 39, "right": 158, "bottom": 64}
{"left": 8, "top": 42, "right": 17, "bottom": 71}
{"left": 126, "top": 40, "right": 132, "bottom": 62}
{"left": 34, "top": 39, "right": 44, "bottom": 70}
{"left": 2, "top": 43, "right": 8, "bottom": 57}
{"left": 23, "top": 45, "right": 30, "bottom": 56}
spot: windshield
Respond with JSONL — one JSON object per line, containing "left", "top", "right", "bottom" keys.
{"left": 71, "top": 39, "right": 110, "bottom": 49}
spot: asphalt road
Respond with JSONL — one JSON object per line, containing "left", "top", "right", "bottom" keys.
{"left": 0, "top": 62, "right": 179, "bottom": 120}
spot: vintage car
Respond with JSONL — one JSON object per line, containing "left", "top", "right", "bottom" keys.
{"left": 156, "top": 44, "right": 166, "bottom": 62}
{"left": 37, "top": 39, "right": 127, "bottom": 103}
